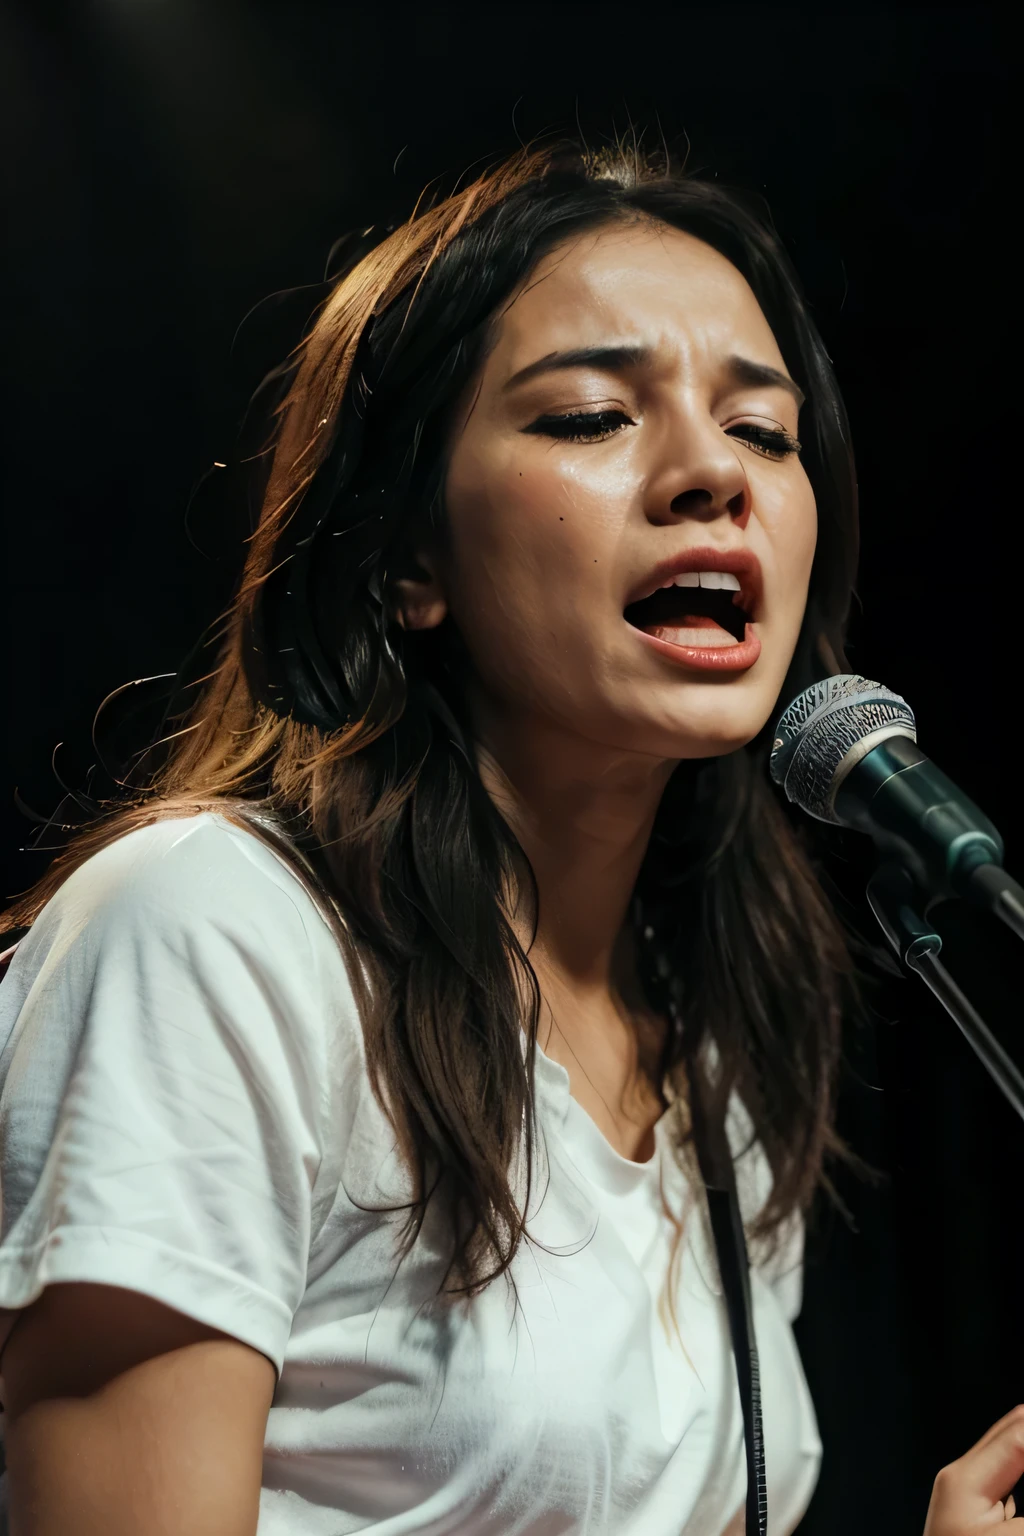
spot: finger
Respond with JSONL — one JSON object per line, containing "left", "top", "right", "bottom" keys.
{"left": 969, "top": 1406, "right": 1024, "bottom": 1458}
{"left": 1007, "top": 1493, "right": 1017, "bottom": 1520}
{"left": 962, "top": 1416, "right": 1024, "bottom": 1506}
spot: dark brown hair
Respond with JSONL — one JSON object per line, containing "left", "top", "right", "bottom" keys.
{"left": 3, "top": 141, "right": 860, "bottom": 1292}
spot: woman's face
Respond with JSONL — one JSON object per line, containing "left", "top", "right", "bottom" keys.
{"left": 401, "top": 218, "right": 817, "bottom": 761}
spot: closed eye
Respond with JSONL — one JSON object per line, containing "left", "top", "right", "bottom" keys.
{"left": 522, "top": 409, "right": 634, "bottom": 443}
{"left": 523, "top": 411, "right": 801, "bottom": 459}
{"left": 725, "top": 423, "right": 801, "bottom": 459}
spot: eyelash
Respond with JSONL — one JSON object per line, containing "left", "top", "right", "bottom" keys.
{"left": 525, "top": 409, "right": 801, "bottom": 460}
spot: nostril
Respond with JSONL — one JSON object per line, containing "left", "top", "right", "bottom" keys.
{"left": 668, "top": 487, "right": 714, "bottom": 516}
{"left": 665, "top": 487, "right": 748, "bottom": 523}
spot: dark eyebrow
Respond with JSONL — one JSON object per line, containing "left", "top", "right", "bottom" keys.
{"left": 503, "top": 345, "right": 651, "bottom": 391}
{"left": 724, "top": 354, "right": 805, "bottom": 409}
{"left": 503, "top": 343, "right": 805, "bottom": 409}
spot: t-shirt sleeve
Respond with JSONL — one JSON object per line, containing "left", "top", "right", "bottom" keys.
{"left": 0, "top": 815, "right": 338, "bottom": 1380}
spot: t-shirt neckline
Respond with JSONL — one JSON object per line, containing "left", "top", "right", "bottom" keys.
{"left": 525, "top": 1030, "right": 674, "bottom": 1194}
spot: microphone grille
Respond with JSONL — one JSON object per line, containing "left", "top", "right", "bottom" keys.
{"left": 769, "top": 674, "right": 916, "bottom": 822}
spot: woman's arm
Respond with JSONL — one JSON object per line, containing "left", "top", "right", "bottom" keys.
{"left": 1, "top": 1282, "right": 275, "bottom": 1536}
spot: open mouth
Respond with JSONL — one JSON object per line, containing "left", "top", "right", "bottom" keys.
{"left": 624, "top": 572, "right": 752, "bottom": 649}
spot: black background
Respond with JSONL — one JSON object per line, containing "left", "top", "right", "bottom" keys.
{"left": 1, "top": 5, "right": 1019, "bottom": 1532}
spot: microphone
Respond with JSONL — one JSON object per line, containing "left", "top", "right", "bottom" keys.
{"left": 769, "top": 675, "right": 1023, "bottom": 934}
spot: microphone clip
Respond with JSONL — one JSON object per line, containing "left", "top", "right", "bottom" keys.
{"left": 866, "top": 862, "right": 1024, "bottom": 1124}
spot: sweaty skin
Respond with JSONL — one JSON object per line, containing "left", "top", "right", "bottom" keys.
{"left": 395, "top": 221, "right": 817, "bottom": 1160}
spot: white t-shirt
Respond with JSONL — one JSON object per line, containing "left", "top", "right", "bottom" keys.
{"left": 0, "top": 813, "right": 821, "bottom": 1535}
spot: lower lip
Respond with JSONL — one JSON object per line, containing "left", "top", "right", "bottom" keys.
{"left": 632, "top": 623, "right": 762, "bottom": 673}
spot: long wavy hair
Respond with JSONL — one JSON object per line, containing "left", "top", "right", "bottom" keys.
{"left": 3, "top": 140, "right": 860, "bottom": 1292}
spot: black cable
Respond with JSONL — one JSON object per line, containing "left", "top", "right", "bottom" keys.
{"left": 693, "top": 1108, "right": 768, "bottom": 1536}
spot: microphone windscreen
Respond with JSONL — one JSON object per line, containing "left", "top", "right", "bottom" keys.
{"left": 770, "top": 674, "right": 916, "bottom": 822}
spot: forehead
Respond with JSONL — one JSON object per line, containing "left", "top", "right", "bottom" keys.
{"left": 487, "top": 219, "right": 786, "bottom": 378}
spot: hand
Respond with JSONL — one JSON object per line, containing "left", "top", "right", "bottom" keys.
{"left": 924, "top": 1406, "right": 1024, "bottom": 1534}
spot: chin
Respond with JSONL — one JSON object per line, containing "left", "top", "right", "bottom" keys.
{"left": 637, "top": 687, "right": 778, "bottom": 760}
{"left": 611, "top": 715, "right": 765, "bottom": 763}
{"left": 675, "top": 728, "right": 763, "bottom": 760}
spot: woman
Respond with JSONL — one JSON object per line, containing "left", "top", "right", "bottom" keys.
{"left": 0, "top": 142, "right": 1018, "bottom": 1536}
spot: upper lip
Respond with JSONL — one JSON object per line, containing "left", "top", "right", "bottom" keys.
{"left": 626, "top": 545, "right": 763, "bottom": 619}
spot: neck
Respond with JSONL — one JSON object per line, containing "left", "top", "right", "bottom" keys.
{"left": 472, "top": 699, "right": 675, "bottom": 997}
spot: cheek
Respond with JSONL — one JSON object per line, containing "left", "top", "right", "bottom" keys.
{"left": 443, "top": 444, "right": 619, "bottom": 628}
{"left": 760, "top": 471, "right": 818, "bottom": 617}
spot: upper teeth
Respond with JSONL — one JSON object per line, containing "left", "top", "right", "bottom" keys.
{"left": 661, "top": 571, "right": 742, "bottom": 591}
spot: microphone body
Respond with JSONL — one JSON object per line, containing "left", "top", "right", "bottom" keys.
{"left": 771, "top": 677, "right": 1024, "bottom": 1114}
{"left": 770, "top": 675, "right": 1011, "bottom": 913}
{"left": 833, "top": 731, "right": 1002, "bottom": 903}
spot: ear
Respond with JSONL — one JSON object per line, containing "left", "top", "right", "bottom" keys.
{"left": 390, "top": 550, "right": 448, "bottom": 632}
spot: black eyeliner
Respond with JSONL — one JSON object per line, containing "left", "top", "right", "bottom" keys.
{"left": 524, "top": 410, "right": 800, "bottom": 458}
{"left": 727, "top": 424, "right": 802, "bottom": 457}
{"left": 523, "top": 409, "right": 633, "bottom": 438}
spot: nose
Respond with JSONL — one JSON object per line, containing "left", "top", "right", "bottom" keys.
{"left": 644, "top": 414, "right": 752, "bottom": 531}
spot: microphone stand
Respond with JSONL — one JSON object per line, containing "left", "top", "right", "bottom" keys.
{"left": 966, "top": 863, "right": 1024, "bottom": 945}
{"left": 866, "top": 863, "right": 1024, "bottom": 1123}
